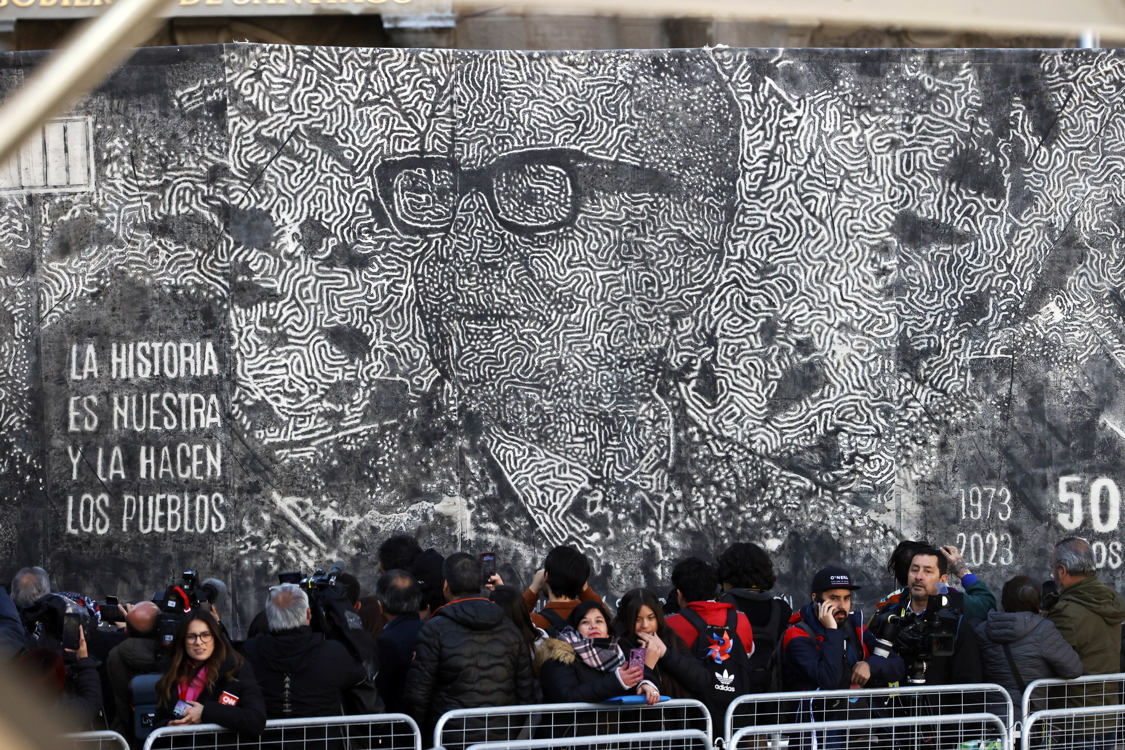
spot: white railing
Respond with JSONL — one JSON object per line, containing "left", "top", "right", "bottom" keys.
{"left": 728, "top": 712, "right": 1010, "bottom": 750}
{"left": 464, "top": 729, "right": 713, "bottom": 750}
{"left": 433, "top": 699, "right": 712, "bottom": 750}
{"left": 1020, "top": 672, "right": 1125, "bottom": 721}
{"left": 142, "top": 711, "right": 422, "bottom": 750}
{"left": 724, "top": 682, "right": 1014, "bottom": 746}
{"left": 1022, "top": 703, "right": 1125, "bottom": 750}
{"left": 67, "top": 730, "right": 131, "bottom": 750}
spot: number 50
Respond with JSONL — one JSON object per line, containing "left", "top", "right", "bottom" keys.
{"left": 1057, "top": 475, "right": 1121, "bottom": 533}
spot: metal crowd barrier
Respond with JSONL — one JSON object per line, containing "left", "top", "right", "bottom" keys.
{"left": 68, "top": 730, "right": 132, "bottom": 750}
{"left": 1020, "top": 672, "right": 1125, "bottom": 721}
{"left": 725, "top": 682, "right": 1014, "bottom": 747}
{"left": 142, "top": 712, "right": 422, "bottom": 750}
{"left": 728, "top": 712, "right": 1010, "bottom": 750}
{"left": 463, "top": 729, "right": 713, "bottom": 750}
{"left": 1022, "top": 703, "right": 1125, "bottom": 750}
{"left": 433, "top": 699, "right": 712, "bottom": 750}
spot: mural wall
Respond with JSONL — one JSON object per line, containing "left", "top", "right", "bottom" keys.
{"left": 1, "top": 45, "right": 1123, "bottom": 632}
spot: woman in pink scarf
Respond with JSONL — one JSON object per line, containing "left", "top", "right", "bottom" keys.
{"left": 155, "top": 610, "right": 265, "bottom": 737}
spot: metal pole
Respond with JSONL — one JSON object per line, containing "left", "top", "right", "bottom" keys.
{"left": 0, "top": 0, "right": 175, "bottom": 166}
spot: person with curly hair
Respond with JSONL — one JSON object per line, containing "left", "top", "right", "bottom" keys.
{"left": 717, "top": 542, "right": 792, "bottom": 691}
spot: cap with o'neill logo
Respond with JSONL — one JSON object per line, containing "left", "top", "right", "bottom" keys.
{"left": 811, "top": 565, "right": 862, "bottom": 593}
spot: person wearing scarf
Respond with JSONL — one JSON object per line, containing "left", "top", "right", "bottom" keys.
{"left": 534, "top": 600, "right": 659, "bottom": 704}
{"left": 155, "top": 610, "right": 265, "bottom": 738}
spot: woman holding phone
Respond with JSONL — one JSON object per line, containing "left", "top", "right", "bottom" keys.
{"left": 155, "top": 609, "right": 265, "bottom": 738}
{"left": 535, "top": 601, "right": 659, "bottom": 704}
{"left": 614, "top": 588, "right": 711, "bottom": 700}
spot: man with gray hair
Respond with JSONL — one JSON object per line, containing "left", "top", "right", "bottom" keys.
{"left": 241, "top": 583, "right": 367, "bottom": 719}
{"left": 10, "top": 566, "right": 50, "bottom": 611}
{"left": 1046, "top": 536, "right": 1125, "bottom": 741}
{"left": 1048, "top": 537, "right": 1125, "bottom": 674}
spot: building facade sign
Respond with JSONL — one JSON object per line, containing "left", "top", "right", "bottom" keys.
{"left": 0, "top": 0, "right": 448, "bottom": 20}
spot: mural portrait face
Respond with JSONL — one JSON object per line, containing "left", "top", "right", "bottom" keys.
{"left": 395, "top": 52, "right": 742, "bottom": 482}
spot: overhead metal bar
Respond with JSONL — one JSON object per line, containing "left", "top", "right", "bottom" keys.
{"left": 0, "top": 0, "right": 175, "bottom": 166}
{"left": 452, "top": 0, "right": 1125, "bottom": 41}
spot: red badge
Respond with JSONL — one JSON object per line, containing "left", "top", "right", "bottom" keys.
{"left": 219, "top": 691, "right": 239, "bottom": 706}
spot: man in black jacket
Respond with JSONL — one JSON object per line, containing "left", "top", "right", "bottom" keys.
{"left": 241, "top": 583, "right": 367, "bottom": 718}
{"left": 106, "top": 601, "right": 162, "bottom": 737}
{"left": 405, "top": 553, "right": 535, "bottom": 742}
{"left": 374, "top": 569, "right": 424, "bottom": 715}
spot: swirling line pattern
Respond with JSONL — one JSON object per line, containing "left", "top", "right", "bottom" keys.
{"left": 0, "top": 47, "right": 1123, "bottom": 607}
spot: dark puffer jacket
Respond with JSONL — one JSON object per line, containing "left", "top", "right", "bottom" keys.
{"left": 974, "top": 611, "right": 1082, "bottom": 711}
{"left": 240, "top": 626, "right": 367, "bottom": 718}
{"left": 535, "top": 637, "right": 632, "bottom": 703}
{"left": 404, "top": 597, "right": 535, "bottom": 735}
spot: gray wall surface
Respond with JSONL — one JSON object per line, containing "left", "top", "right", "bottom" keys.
{"left": 1, "top": 45, "right": 1122, "bottom": 631}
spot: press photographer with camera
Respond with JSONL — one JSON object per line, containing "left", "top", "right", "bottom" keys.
{"left": 154, "top": 609, "right": 265, "bottom": 737}
{"left": 244, "top": 566, "right": 381, "bottom": 714}
{"left": 16, "top": 620, "right": 104, "bottom": 728}
{"left": 868, "top": 545, "right": 983, "bottom": 686}
{"left": 106, "top": 601, "right": 162, "bottom": 737}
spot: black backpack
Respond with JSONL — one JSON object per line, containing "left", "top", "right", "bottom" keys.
{"left": 720, "top": 591, "right": 787, "bottom": 693}
{"left": 677, "top": 607, "right": 754, "bottom": 716}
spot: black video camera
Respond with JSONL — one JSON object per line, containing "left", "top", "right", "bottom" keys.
{"left": 154, "top": 570, "right": 224, "bottom": 648}
{"left": 22, "top": 592, "right": 97, "bottom": 654}
{"left": 869, "top": 590, "right": 961, "bottom": 684}
{"left": 277, "top": 564, "right": 356, "bottom": 639}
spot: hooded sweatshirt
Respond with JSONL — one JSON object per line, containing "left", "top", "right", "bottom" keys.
{"left": 974, "top": 611, "right": 1082, "bottom": 710}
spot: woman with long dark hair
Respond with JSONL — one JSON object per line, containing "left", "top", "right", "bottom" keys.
{"left": 535, "top": 600, "right": 654, "bottom": 704}
{"left": 614, "top": 588, "right": 710, "bottom": 700}
{"left": 490, "top": 584, "right": 546, "bottom": 659}
{"left": 155, "top": 610, "right": 265, "bottom": 737}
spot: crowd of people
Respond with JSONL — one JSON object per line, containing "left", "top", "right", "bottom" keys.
{"left": 3, "top": 535, "right": 1124, "bottom": 748}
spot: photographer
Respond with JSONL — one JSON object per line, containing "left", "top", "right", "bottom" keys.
{"left": 106, "top": 601, "right": 162, "bottom": 736}
{"left": 17, "top": 624, "right": 103, "bottom": 728}
{"left": 0, "top": 585, "right": 28, "bottom": 657}
{"left": 869, "top": 544, "right": 983, "bottom": 686}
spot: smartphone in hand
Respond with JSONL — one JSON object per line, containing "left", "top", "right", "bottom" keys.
{"left": 480, "top": 552, "right": 497, "bottom": 586}
{"left": 629, "top": 647, "right": 646, "bottom": 670}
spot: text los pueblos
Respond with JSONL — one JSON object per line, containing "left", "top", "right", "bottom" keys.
{"left": 65, "top": 340, "right": 227, "bottom": 535}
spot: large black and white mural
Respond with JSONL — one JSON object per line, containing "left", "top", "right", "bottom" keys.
{"left": 1, "top": 44, "right": 1123, "bottom": 631}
